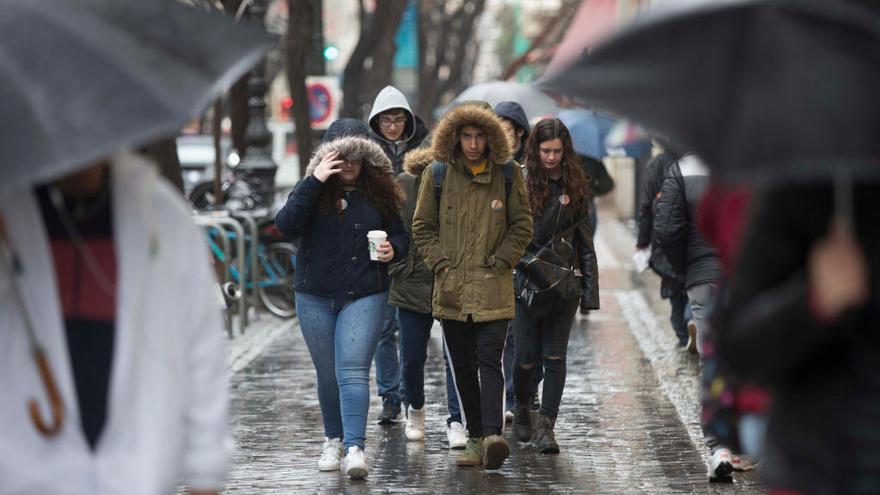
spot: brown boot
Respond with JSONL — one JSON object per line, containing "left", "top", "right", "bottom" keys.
{"left": 535, "top": 415, "right": 559, "bottom": 454}
{"left": 482, "top": 434, "right": 510, "bottom": 470}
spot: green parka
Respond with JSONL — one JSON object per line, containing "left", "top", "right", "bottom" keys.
{"left": 411, "top": 105, "right": 533, "bottom": 322}
{"left": 388, "top": 148, "right": 435, "bottom": 313}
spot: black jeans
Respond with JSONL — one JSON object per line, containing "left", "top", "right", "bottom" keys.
{"left": 512, "top": 298, "right": 578, "bottom": 418}
{"left": 442, "top": 317, "right": 508, "bottom": 438}
{"left": 669, "top": 290, "right": 691, "bottom": 346}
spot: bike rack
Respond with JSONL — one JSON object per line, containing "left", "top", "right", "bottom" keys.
{"left": 194, "top": 217, "right": 233, "bottom": 337}
{"left": 195, "top": 214, "right": 248, "bottom": 336}
{"left": 230, "top": 210, "right": 262, "bottom": 314}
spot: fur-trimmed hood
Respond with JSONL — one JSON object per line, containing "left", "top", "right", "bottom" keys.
{"left": 430, "top": 104, "right": 511, "bottom": 166}
{"left": 305, "top": 135, "right": 393, "bottom": 177}
{"left": 402, "top": 147, "right": 434, "bottom": 177}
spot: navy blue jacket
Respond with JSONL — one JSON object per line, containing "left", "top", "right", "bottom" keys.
{"left": 275, "top": 175, "right": 408, "bottom": 303}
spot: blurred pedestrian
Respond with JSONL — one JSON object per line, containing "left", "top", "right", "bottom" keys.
{"left": 511, "top": 118, "right": 599, "bottom": 453}
{"left": 412, "top": 104, "right": 532, "bottom": 471}
{"left": 387, "top": 146, "right": 466, "bottom": 448}
{"left": 636, "top": 150, "right": 692, "bottom": 349}
{"left": 720, "top": 182, "right": 879, "bottom": 495}
{"left": 653, "top": 154, "right": 734, "bottom": 482}
{"left": 274, "top": 128, "right": 408, "bottom": 480}
{"left": 367, "top": 85, "right": 429, "bottom": 425}
{"left": 0, "top": 153, "right": 230, "bottom": 494}
{"left": 493, "top": 100, "right": 542, "bottom": 424}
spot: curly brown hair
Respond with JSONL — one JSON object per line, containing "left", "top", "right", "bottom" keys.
{"left": 524, "top": 118, "right": 590, "bottom": 215}
{"left": 317, "top": 164, "right": 404, "bottom": 221}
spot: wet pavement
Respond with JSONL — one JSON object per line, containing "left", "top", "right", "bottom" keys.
{"left": 222, "top": 214, "right": 764, "bottom": 494}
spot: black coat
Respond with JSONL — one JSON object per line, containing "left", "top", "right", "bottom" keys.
{"left": 637, "top": 153, "right": 685, "bottom": 297}
{"left": 275, "top": 175, "right": 408, "bottom": 304}
{"left": 719, "top": 182, "right": 880, "bottom": 495}
{"left": 516, "top": 180, "right": 599, "bottom": 310}
{"left": 653, "top": 156, "right": 720, "bottom": 289}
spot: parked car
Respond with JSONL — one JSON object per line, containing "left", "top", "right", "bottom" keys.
{"left": 176, "top": 134, "right": 232, "bottom": 197}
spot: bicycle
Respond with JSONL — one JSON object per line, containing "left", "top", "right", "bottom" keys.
{"left": 206, "top": 215, "right": 296, "bottom": 318}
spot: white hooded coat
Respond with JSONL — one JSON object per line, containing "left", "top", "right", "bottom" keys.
{"left": 0, "top": 152, "right": 230, "bottom": 494}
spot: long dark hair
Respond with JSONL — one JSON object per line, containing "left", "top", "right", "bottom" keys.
{"left": 524, "top": 118, "right": 589, "bottom": 215}
{"left": 318, "top": 164, "right": 404, "bottom": 221}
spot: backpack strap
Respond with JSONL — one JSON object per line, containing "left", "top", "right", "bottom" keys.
{"left": 501, "top": 161, "right": 515, "bottom": 200}
{"left": 431, "top": 161, "right": 447, "bottom": 220}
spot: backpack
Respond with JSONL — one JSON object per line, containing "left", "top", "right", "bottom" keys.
{"left": 431, "top": 161, "right": 516, "bottom": 217}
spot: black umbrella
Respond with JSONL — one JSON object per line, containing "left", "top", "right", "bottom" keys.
{"left": 0, "top": 0, "right": 272, "bottom": 192}
{"left": 539, "top": 0, "right": 880, "bottom": 182}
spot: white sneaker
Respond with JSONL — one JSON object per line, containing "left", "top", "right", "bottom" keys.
{"left": 317, "top": 437, "right": 342, "bottom": 471}
{"left": 405, "top": 407, "right": 425, "bottom": 441}
{"left": 708, "top": 448, "right": 734, "bottom": 482}
{"left": 340, "top": 445, "right": 368, "bottom": 480}
{"left": 447, "top": 421, "right": 467, "bottom": 450}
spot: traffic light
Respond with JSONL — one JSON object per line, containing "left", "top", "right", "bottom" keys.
{"left": 323, "top": 45, "right": 339, "bottom": 61}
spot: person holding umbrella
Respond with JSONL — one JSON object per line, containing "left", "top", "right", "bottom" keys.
{"left": 539, "top": 0, "right": 880, "bottom": 489}
{"left": 0, "top": 1, "right": 269, "bottom": 493}
{"left": 511, "top": 118, "right": 599, "bottom": 453}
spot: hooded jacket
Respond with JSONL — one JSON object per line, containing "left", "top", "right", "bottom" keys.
{"left": 0, "top": 153, "right": 229, "bottom": 494}
{"left": 323, "top": 117, "right": 371, "bottom": 143}
{"left": 387, "top": 148, "right": 435, "bottom": 314}
{"left": 275, "top": 135, "right": 408, "bottom": 304}
{"left": 411, "top": 105, "right": 533, "bottom": 322}
{"left": 368, "top": 86, "right": 429, "bottom": 175}
{"left": 493, "top": 101, "right": 530, "bottom": 163}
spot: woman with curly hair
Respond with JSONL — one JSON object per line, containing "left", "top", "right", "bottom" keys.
{"left": 512, "top": 118, "right": 599, "bottom": 453}
{"left": 275, "top": 119, "right": 408, "bottom": 480}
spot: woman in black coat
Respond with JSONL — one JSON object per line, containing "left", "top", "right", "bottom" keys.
{"left": 511, "top": 118, "right": 599, "bottom": 453}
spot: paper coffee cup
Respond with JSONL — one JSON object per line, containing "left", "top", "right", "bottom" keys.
{"left": 368, "top": 230, "right": 388, "bottom": 261}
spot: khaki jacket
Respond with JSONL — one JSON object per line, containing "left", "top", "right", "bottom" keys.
{"left": 412, "top": 105, "right": 533, "bottom": 322}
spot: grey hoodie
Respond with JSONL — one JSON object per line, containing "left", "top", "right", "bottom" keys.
{"left": 368, "top": 85, "right": 429, "bottom": 174}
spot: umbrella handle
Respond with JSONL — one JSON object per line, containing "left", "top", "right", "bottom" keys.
{"left": 28, "top": 347, "right": 64, "bottom": 437}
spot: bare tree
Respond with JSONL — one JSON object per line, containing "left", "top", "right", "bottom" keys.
{"left": 340, "top": 0, "right": 409, "bottom": 120}
{"left": 286, "top": 0, "right": 319, "bottom": 177}
{"left": 415, "top": 0, "right": 487, "bottom": 126}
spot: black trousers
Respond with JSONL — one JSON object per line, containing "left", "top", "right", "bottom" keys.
{"left": 512, "top": 298, "right": 579, "bottom": 418}
{"left": 442, "top": 317, "right": 508, "bottom": 438}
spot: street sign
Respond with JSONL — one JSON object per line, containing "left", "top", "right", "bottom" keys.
{"left": 305, "top": 76, "right": 340, "bottom": 130}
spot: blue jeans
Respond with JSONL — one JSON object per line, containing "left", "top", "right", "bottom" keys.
{"left": 296, "top": 291, "right": 387, "bottom": 453}
{"left": 397, "top": 308, "right": 459, "bottom": 422}
{"left": 374, "top": 304, "right": 401, "bottom": 405}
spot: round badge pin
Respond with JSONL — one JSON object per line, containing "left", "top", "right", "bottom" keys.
{"left": 491, "top": 199, "right": 503, "bottom": 211}
{"left": 559, "top": 194, "right": 570, "bottom": 206}
{"left": 339, "top": 198, "right": 349, "bottom": 210}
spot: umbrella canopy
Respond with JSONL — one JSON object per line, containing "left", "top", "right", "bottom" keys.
{"left": 557, "top": 109, "right": 651, "bottom": 159}
{"left": 0, "top": 0, "right": 272, "bottom": 192}
{"left": 539, "top": 0, "right": 880, "bottom": 181}
{"left": 451, "top": 81, "right": 561, "bottom": 122}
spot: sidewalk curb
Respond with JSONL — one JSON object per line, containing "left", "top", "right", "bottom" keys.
{"left": 226, "top": 314, "right": 297, "bottom": 376}
{"left": 597, "top": 217, "right": 707, "bottom": 463}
